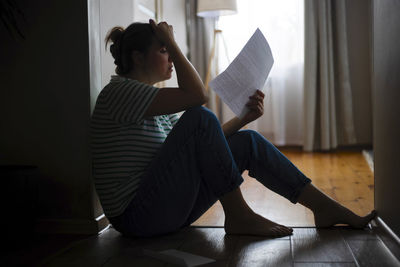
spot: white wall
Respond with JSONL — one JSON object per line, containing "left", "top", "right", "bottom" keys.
{"left": 162, "top": 0, "right": 188, "bottom": 87}
{"left": 99, "top": 0, "right": 135, "bottom": 89}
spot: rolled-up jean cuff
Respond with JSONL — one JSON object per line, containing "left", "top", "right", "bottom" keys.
{"left": 289, "top": 177, "right": 312, "bottom": 204}
{"left": 215, "top": 175, "right": 244, "bottom": 199}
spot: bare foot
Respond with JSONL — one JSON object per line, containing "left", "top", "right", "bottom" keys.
{"left": 224, "top": 211, "right": 293, "bottom": 237}
{"left": 314, "top": 208, "right": 377, "bottom": 228}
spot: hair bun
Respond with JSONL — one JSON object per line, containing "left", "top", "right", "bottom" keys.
{"left": 105, "top": 27, "right": 125, "bottom": 71}
{"left": 105, "top": 26, "right": 124, "bottom": 51}
{"left": 104, "top": 22, "right": 155, "bottom": 75}
{"left": 109, "top": 44, "right": 121, "bottom": 66}
{"left": 108, "top": 27, "right": 124, "bottom": 44}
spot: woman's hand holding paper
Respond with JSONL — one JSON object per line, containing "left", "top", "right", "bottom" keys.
{"left": 241, "top": 90, "right": 265, "bottom": 124}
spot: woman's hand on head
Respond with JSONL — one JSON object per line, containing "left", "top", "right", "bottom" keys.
{"left": 242, "top": 89, "right": 265, "bottom": 124}
{"left": 149, "top": 19, "right": 175, "bottom": 46}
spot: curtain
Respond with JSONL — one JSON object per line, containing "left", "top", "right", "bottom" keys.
{"left": 186, "top": 0, "right": 215, "bottom": 82}
{"left": 217, "top": 0, "right": 305, "bottom": 145}
{"left": 303, "top": 0, "right": 357, "bottom": 151}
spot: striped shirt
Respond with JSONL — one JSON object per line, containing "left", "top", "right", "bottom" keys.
{"left": 91, "top": 75, "right": 180, "bottom": 217}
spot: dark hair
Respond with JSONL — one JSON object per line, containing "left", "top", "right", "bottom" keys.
{"left": 105, "top": 23, "right": 155, "bottom": 75}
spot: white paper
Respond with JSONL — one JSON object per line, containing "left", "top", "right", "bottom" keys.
{"left": 209, "top": 28, "right": 274, "bottom": 118}
{"left": 143, "top": 249, "right": 215, "bottom": 266}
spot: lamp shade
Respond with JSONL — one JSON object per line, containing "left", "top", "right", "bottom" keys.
{"left": 197, "top": 0, "right": 237, "bottom": 17}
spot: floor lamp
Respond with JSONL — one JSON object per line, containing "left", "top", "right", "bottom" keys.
{"left": 197, "top": 0, "right": 237, "bottom": 115}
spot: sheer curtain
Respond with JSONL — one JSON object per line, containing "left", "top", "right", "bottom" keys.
{"left": 218, "top": 0, "right": 304, "bottom": 146}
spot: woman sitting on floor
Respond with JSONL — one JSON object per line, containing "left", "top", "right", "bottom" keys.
{"left": 91, "top": 20, "right": 376, "bottom": 237}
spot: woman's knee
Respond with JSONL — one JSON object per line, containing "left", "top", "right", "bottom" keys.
{"left": 181, "top": 106, "right": 219, "bottom": 126}
{"left": 236, "top": 129, "right": 262, "bottom": 143}
{"left": 233, "top": 129, "right": 274, "bottom": 152}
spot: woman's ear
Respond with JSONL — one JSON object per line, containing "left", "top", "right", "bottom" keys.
{"left": 131, "top": 51, "right": 145, "bottom": 67}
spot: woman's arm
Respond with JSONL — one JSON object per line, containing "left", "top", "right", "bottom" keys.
{"left": 145, "top": 20, "right": 208, "bottom": 116}
{"left": 222, "top": 117, "right": 248, "bottom": 137}
{"left": 222, "top": 90, "right": 265, "bottom": 137}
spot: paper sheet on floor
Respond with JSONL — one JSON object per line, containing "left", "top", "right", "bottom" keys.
{"left": 209, "top": 28, "right": 274, "bottom": 118}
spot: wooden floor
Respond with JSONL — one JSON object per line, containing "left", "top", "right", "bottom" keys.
{"left": 13, "top": 226, "right": 399, "bottom": 266}
{"left": 192, "top": 149, "right": 375, "bottom": 227}
{"left": 8, "top": 150, "right": 397, "bottom": 267}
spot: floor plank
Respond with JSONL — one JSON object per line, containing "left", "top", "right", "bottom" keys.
{"left": 177, "top": 228, "right": 238, "bottom": 261}
{"left": 232, "top": 237, "right": 292, "bottom": 267}
{"left": 4, "top": 234, "right": 91, "bottom": 267}
{"left": 42, "top": 233, "right": 133, "bottom": 266}
{"left": 32, "top": 226, "right": 400, "bottom": 266}
{"left": 291, "top": 228, "right": 355, "bottom": 263}
{"left": 294, "top": 263, "right": 356, "bottom": 267}
{"left": 347, "top": 240, "right": 400, "bottom": 267}
{"left": 339, "top": 226, "right": 379, "bottom": 241}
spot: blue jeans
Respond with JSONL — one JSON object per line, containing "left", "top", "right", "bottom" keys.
{"left": 109, "top": 106, "right": 311, "bottom": 237}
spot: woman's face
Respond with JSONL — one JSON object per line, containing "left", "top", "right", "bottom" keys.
{"left": 144, "top": 40, "right": 173, "bottom": 83}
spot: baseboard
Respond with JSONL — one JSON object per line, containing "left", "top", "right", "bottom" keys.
{"left": 35, "top": 214, "right": 110, "bottom": 235}
{"left": 362, "top": 149, "right": 374, "bottom": 172}
{"left": 375, "top": 216, "right": 400, "bottom": 245}
{"left": 373, "top": 216, "right": 400, "bottom": 261}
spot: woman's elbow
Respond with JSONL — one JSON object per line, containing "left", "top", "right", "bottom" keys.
{"left": 194, "top": 87, "right": 208, "bottom": 105}
{"left": 200, "top": 93, "right": 209, "bottom": 104}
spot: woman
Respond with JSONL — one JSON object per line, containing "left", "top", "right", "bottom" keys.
{"left": 91, "top": 19, "right": 376, "bottom": 238}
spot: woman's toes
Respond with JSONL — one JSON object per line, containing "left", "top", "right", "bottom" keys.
{"left": 314, "top": 208, "right": 377, "bottom": 229}
{"left": 279, "top": 225, "right": 292, "bottom": 233}
{"left": 273, "top": 225, "right": 293, "bottom": 237}
{"left": 360, "top": 210, "right": 377, "bottom": 227}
